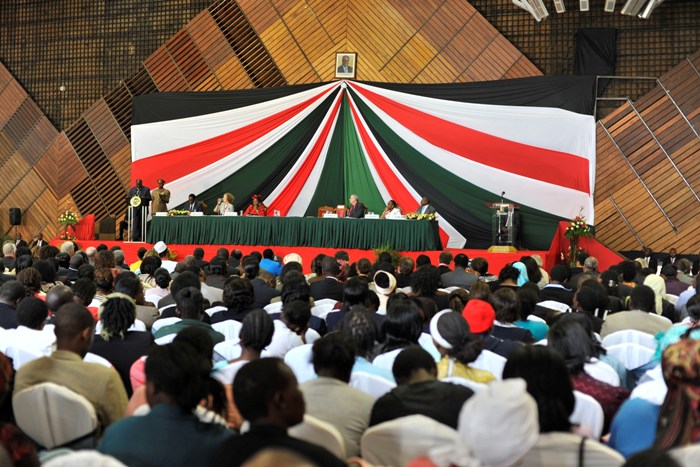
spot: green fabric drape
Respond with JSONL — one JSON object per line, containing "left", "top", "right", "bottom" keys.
{"left": 147, "top": 216, "right": 441, "bottom": 251}
{"left": 340, "top": 94, "right": 385, "bottom": 215}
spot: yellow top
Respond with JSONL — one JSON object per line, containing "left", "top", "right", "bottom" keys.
{"left": 437, "top": 356, "right": 496, "bottom": 384}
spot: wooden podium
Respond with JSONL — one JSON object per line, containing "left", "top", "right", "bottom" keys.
{"left": 487, "top": 202, "right": 519, "bottom": 253}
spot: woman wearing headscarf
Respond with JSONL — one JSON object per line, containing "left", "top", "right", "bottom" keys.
{"left": 513, "top": 262, "right": 530, "bottom": 287}
{"left": 243, "top": 195, "right": 267, "bottom": 216}
{"left": 431, "top": 310, "right": 495, "bottom": 384}
{"left": 643, "top": 274, "right": 677, "bottom": 322}
{"left": 656, "top": 335, "right": 700, "bottom": 449}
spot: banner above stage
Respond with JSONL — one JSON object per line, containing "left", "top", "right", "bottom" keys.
{"left": 131, "top": 77, "right": 596, "bottom": 249}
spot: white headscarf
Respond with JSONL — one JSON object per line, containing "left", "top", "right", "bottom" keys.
{"left": 427, "top": 379, "right": 539, "bottom": 467}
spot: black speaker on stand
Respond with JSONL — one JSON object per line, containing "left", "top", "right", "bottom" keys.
{"left": 9, "top": 208, "right": 21, "bottom": 238}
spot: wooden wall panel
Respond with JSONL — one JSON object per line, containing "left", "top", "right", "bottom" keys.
{"left": 595, "top": 49, "right": 700, "bottom": 253}
{"left": 5, "top": 0, "right": 542, "bottom": 239}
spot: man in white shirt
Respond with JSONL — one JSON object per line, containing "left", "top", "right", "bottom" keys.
{"left": 263, "top": 300, "right": 311, "bottom": 358}
{"left": 154, "top": 241, "right": 177, "bottom": 273}
{"left": 0, "top": 296, "right": 55, "bottom": 359}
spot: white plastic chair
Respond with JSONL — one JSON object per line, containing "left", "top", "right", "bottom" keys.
{"left": 311, "top": 303, "right": 334, "bottom": 318}
{"left": 211, "top": 320, "right": 243, "bottom": 341}
{"left": 289, "top": 414, "right": 346, "bottom": 460}
{"left": 151, "top": 317, "right": 181, "bottom": 334}
{"left": 313, "top": 298, "right": 338, "bottom": 308}
{"left": 606, "top": 343, "right": 655, "bottom": 370}
{"left": 213, "top": 339, "right": 242, "bottom": 361}
{"left": 284, "top": 344, "right": 316, "bottom": 383}
{"left": 441, "top": 376, "right": 488, "bottom": 393}
{"left": 602, "top": 329, "right": 657, "bottom": 350}
{"left": 372, "top": 348, "right": 403, "bottom": 371}
{"left": 584, "top": 358, "right": 621, "bottom": 387}
{"left": 154, "top": 333, "right": 177, "bottom": 346}
{"left": 94, "top": 319, "right": 146, "bottom": 334}
{"left": 527, "top": 314, "right": 546, "bottom": 323}
{"left": 666, "top": 294, "right": 679, "bottom": 305}
{"left": 471, "top": 350, "right": 507, "bottom": 380}
{"left": 83, "top": 352, "right": 113, "bottom": 368}
{"left": 263, "top": 301, "right": 283, "bottom": 315}
{"left": 418, "top": 333, "right": 441, "bottom": 361}
{"left": 570, "top": 390, "right": 604, "bottom": 440}
{"left": 4, "top": 345, "right": 44, "bottom": 370}
{"left": 350, "top": 372, "right": 396, "bottom": 399}
{"left": 538, "top": 300, "right": 572, "bottom": 313}
{"left": 205, "top": 305, "right": 227, "bottom": 317}
{"left": 361, "top": 415, "right": 457, "bottom": 466}
{"left": 13, "top": 382, "right": 98, "bottom": 449}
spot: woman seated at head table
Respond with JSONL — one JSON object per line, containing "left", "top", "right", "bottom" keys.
{"left": 214, "top": 193, "right": 235, "bottom": 215}
{"left": 243, "top": 195, "right": 267, "bottom": 216}
{"left": 380, "top": 199, "right": 402, "bottom": 219}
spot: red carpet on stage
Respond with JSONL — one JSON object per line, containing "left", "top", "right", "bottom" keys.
{"left": 51, "top": 222, "right": 623, "bottom": 275}
{"left": 50, "top": 239, "right": 548, "bottom": 276}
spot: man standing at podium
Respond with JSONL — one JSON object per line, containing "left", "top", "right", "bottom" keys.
{"left": 151, "top": 179, "right": 170, "bottom": 214}
{"left": 128, "top": 179, "right": 151, "bottom": 242}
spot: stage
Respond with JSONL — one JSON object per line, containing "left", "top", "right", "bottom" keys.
{"left": 50, "top": 238, "right": 549, "bottom": 276}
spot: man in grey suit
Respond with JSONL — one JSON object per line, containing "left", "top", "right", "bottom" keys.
{"left": 415, "top": 197, "right": 436, "bottom": 215}
{"left": 440, "top": 254, "right": 478, "bottom": 289}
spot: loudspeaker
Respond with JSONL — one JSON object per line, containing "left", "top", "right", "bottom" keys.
{"left": 9, "top": 208, "right": 21, "bottom": 226}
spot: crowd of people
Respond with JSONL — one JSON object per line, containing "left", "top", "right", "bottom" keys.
{"left": 0, "top": 239, "right": 699, "bottom": 466}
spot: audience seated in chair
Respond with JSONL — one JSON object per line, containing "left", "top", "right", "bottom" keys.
{"left": 14, "top": 302, "right": 128, "bottom": 431}
{"left": 154, "top": 287, "right": 224, "bottom": 345}
{"left": 98, "top": 341, "right": 233, "bottom": 466}
{"left": 211, "top": 358, "right": 346, "bottom": 466}
{"left": 300, "top": 333, "right": 374, "bottom": 457}
{"left": 370, "top": 347, "right": 474, "bottom": 429}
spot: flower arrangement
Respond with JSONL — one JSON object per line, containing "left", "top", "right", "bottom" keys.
{"left": 167, "top": 209, "right": 190, "bottom": 216}
{"left": 59, "top": 210, "right": 79, "bottom": 226}
{"left": 564, "top": 212, "right": 592, "bottom": 266}
{"left": 405, "top": 212, "right": 437, "bottom": 221}
{"left": 564, "top": 215, "right": 592, "bottom": 240}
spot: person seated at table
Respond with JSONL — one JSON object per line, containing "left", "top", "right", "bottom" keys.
{"left": 347, "top": 194, "right": 366, "bottom": 218}
{"left": 185, "top": 193, "right": 202, "bottom": 213}
{"left": 244, "top": 195, "right": 267, "bottom": 216}
{"left": 214, "top": 193, "right": 235, "bottom": 215}
{"left": 380, "top": 199, "right": 401, "bottom": 219}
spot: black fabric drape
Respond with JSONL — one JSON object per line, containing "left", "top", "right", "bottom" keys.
{"left": 359, "top": 76, "right": 597, "bottom": 116}
{"left": 575, "top": 28, "right": 617, "bottom": 95}
{"left": 132, "top": 82, "right": 328, "bottom": 125}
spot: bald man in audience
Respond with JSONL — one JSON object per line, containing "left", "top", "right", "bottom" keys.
{"left": 14, "top": 302, "right": 127, "bottom": 430}
{"left": 45, "top": 285, "right": 75, "bottom": 325}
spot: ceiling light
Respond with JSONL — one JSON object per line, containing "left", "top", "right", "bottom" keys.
{"left": 621, "top": 0, "right": 647, "bottom": 15}
{"left": 604, "top": 0, "right": 616, "bottom": 12}
{"left": 553, "top": 0, "right": 566, "bottom": 13}
{"left": 639, "top": 0, "right": 664, "bottom": 18}
{"left": 580, "top": 0, "right": 590, "bottom": 11}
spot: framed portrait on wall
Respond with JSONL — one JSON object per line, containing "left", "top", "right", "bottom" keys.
{"left": 335, "top": 52, "right": 357, "bottom": 79}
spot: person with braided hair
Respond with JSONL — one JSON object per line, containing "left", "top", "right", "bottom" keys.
{"left": 215, "top": 309, "right": 275, "bottom": 429}
{"left": 210, "top": 276, "right": 262, "bottom": 324}
{"left": 90, "top": 292, "right": 153, "bottom": 396}
{"left": 98, "top": 342, "right": 233, "bottom": 466}
{"left": 430, "top": 310, "right": 495, "bottom": 384}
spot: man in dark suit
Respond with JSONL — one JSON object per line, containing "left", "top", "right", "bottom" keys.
{"left": 337, "top": 55, "right": 353, "bottom": 74}
{"left": 539, "top": 264, "right": 574, "bottom": 306}
{"left": 29, "top": 233, "right": 46, "bottom": 249}
{"left": 415, "top": 197, "right": 436, "bottom": 215}
{"left": 127, "top": 179, "right": 151, "bottom": 241}
{"left": 639, "top": 246, "right": 658, "bottom": 272}
{"left": 662, "top": 248, "right": 680, "bottom": 268}
{"left": 241, "top": 256, "right": 280, "bottom": 308}
{"left": 192, "top": 248, "right": 209, "bottom": 271}
{"left": 186, "top": 193, "right": 202, "bottom": 212}
{"left": 437, "top": 251, "right": 452, "bottom": 275}
{"left": 14, "top": 233, "right": 27, "bottom": 248}
{"left": 309, "top": 256, "right": 344, "bottom": 302}
{"left": 440, "top": 254, "right": 478, "bottom": 289}
{"left": 347, "top": 194, "right": 365, "bottom": 218}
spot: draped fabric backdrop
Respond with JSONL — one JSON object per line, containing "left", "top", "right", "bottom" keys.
{"left": 131, "top": 77, "right": 596, "bottom": 250}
